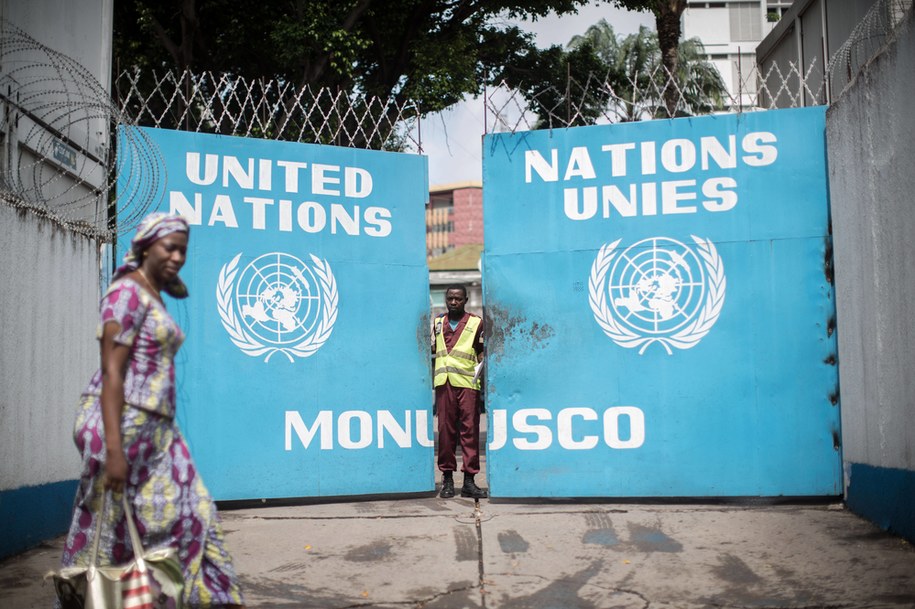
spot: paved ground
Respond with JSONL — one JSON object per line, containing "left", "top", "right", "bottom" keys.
{"left": 4, "top": 487, "right": 915, "bottom": 607}
{"left": 4, "top": 435, "right": 915, "bottom": 608}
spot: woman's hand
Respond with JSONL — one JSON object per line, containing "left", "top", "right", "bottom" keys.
{"left": 104, "top": 449, "right": 129, "bottom": 492}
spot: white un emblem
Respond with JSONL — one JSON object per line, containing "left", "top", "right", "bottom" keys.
{"left": 216, "top": 252, "right": 338, "bottom": 362}
{"left": 588, "top": 236, "right": 726, "bottom": 355}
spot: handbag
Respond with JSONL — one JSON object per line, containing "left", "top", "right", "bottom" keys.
{"left": 47, "top": 493, "right": 184, "bottom": 609}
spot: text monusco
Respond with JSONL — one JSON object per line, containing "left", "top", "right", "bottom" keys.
{"left": 489, "top": 406, "right": 646, "bottom": 451}
{"left": 283, "top": 407, "right": 645, "bottom": 451}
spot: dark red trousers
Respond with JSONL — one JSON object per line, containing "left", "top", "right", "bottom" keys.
{"left": 435, "top": 382, "right": 481, "bottom": 474}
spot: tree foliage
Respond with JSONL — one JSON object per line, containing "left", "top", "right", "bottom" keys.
{"left": 113, "top": 0, "right": 598, "bottom": 115}
{"left": 571, "top": 20, "right": 726, "bottom": 120}
{"left": 608, "top": 0, "right": 687, "bottom": 116}
{"left": 496, "top": 38, "right": 614, "bottom": 129}
{"left": 497, "top": 18, "right": 726, "bottom": 128}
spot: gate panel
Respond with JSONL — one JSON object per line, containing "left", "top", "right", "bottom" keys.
{"left": 118, "top": 127, "right": 432, "bottom": 500}
{"left": 482, "top": 107, "right": 840, "bottom": 497}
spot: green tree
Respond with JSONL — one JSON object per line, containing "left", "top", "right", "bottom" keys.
{"left": 609, "top": 0, "right": 687, "bottom": 117}
{"left": 495, "top": 39, "right": 615, "bottom": 129}
{"left": 669, "top": 36, "right": 728, "bottom": 116}
{"left": 501, "top": 18, "right": 725, "bottom": 128}
{"left": 114, "top": 0, "right": 598, "bottom": 115}
{"left": 568, "top": 20, "right": 652, "bottom": 121}
{"left": 567, "top": 20, "right": 727, "bottom": 121}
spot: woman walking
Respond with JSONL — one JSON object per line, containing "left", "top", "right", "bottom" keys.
{"left": 59, "top": 212, "right": 245, "bottom": 608}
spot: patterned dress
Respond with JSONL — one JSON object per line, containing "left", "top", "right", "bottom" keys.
{"left": 59, "top": 278, "right": 244, "bottom": 607}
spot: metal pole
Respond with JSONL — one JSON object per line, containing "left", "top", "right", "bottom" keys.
{"left": 566, "top": 62, "right": 571, "bottom": 125}
{"left": 736, "top": 46, "right": 743, "bottom": 114}
{"left": 483, "top": 85, "right": 488, "bottom": 135}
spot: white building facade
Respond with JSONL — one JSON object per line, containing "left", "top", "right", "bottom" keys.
{"left": 682, "top": 0, "right": 793, "bottom": 108}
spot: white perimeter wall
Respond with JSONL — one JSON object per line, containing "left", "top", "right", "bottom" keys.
{"left": 0, "top": 205, "right": 99, "bottom": 491}
{"left": 0, "top": 0, "right": 113, "bottom": 90}
{"left": 0, "top": 0, "right": 111, "bottom": 494}
{"left": 828, "top": 9, "right": 915, "bottom": 472}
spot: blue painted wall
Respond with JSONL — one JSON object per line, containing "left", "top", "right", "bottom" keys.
{"left": 0, "top": 481, "right": 76, "bottom": 559}
{"left": 845, "top": 463, "right": 915, "bottom": 542}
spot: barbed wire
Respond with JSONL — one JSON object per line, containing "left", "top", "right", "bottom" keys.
{"left": 827, "top": 0, "right": 913, "bottom": 94}
{"left": 0, "top": 19, "right": 162, "bottom": 240}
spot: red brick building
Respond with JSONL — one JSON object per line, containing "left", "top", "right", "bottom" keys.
{"left": 427, "top": 181, "right": 483, "bottom": 316}
{"left": 426, "top": 181, "right": 482, "bottom": 258}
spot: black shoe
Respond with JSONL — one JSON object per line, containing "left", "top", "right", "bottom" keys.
{"left": 440, "top": 477, "right": 455, "bottom": 498}
{"left": 461, "top": 478, "right": 488, "bottom": 499}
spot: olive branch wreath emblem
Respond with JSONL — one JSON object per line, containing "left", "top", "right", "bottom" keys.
{"left": 588, "top": 236, "right": 726, "bottom": 355}
{"left": 216, "top": 252, "right": 339, "bottom": 363}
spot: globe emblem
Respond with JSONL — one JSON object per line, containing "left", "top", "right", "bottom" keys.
{"left": 608, "top": 237, "right": 706, "bottom": 335}
{"left": 235, "top": 253, "right": 322, "bottom": 346}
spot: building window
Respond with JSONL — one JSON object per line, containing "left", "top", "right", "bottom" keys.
{"left": 729, "top": 1, "right": 762, "bottom": 41}
{"left": 430, "top": 288, "right": 445, "bottom": 308}
{"left": 427, "top": 192, "right": 454, "bottom": 257}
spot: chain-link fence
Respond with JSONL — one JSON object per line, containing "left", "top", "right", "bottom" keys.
{"left": 486, "top": 0, "right": 912, "bottom": 134}
{"left": 483, "top": 56, "right": 826, "bottom": 134}
{"left": 2, "top": 0, "right": 910, "bottom": 239}
{"left": 114, "top": 69, "right": 421, "bottom": 153}
{"left": 0, "top": 20, "right": 421, "bottom": 241}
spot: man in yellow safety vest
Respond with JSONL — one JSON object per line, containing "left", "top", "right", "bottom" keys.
{"left": 433, "top": 285, "right": 487, "bottom": 499}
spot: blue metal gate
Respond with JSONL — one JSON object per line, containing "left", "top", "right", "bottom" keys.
{"left": 118, "top": 127, "right": 432, "bottom": 500}
{"left": 482, "top": 107, "right": 840, "bottom": 497}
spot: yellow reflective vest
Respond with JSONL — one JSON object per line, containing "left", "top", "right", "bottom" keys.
{"left": 433, "top": 314, "right": 481, "bottom": 390}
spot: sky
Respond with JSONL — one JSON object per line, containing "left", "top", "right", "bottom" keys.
{"left": 420, "top": 3, "right": 654, "bottom": 187}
